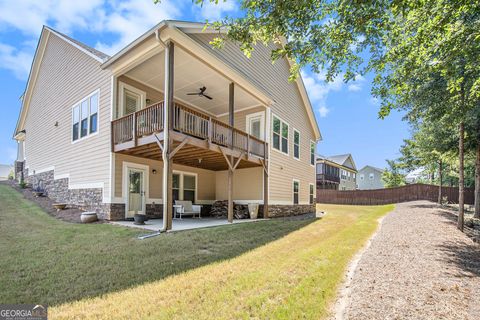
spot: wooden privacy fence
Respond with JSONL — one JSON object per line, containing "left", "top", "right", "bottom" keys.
{"left": 317, "top": 183, "right": 474, "bottom": 205}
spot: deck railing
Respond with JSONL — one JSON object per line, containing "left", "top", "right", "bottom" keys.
{"left": 112, "top": 101, "right": 267, "bottom": 159}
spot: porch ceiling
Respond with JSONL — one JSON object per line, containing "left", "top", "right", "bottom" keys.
{"left": 117, "top": 141, "right": 262, "bottom": 171}
{"left": 124, "top": 47, "right": 262, "bottom": 116}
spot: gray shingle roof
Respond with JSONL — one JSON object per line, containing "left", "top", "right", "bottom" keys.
{"left": 326, "top": 154, "right": 351, "bottom": 166}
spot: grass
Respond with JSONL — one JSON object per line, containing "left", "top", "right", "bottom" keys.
{"left": 0, "top": 184, "right": 314, "bottom": 306}
{"left": 0, "top": 184, "right": 394, "bottom": 319}
{"left": 51, "top": 204, "right": 393, "bottom": 319}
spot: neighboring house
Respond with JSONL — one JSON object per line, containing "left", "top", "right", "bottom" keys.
{"left": 405, "top": 167, "right": 428, "bottom": 184}
{"left": 13, "top": 21, "right": 321, "bottom": 228}
{"left": 316, "top": 154, "right": 357, "bottom": 190}
{"left": 357, "top": 165, "right": 385, "bottom": 190}
{"left": 0, "top": 164, "right": 13, "bottom": 180}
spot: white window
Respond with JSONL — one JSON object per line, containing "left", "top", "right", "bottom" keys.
{"left": 369, "top": 173, "right": 375, "bottom": 180}
{"left": 272, "top": 115, "right": 288, "bottom": 154}
{"left": 353, "top": 173, "right": 356, "bottom": 180}
{"left": 246, "top": 111, "right": 265, "bottom": 140}
{"left": 309, "top": 183, "right": 315, "bottom": 204}
{"left": 360, "top": 174, "right": 364, "bottom": 180}
{"left": 119, "top": 82, "right": 146, "bottom": 117}
{"left": 172, "top": 171, "right": 198, "bottom": 203}
{"left": 293, "top": 180, "right": 299, "bottom": 204}
{"left": 72, "top": 90, "right": 99, "bottom": 142}
{"left": 310, "top": 141, "right": 316, "bottom": 165}
{"left": 293, "top": 129, "right": 300, "bottom": 159}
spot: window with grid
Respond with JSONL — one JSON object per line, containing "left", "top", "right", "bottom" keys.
{"left": 272, "top": 116, "right": 288, "bottom": 154}
{"left": 72, "top": 91, "right": 99, "bottom": 142}
{"left": 293, "top": 180, "right": 299, "bottom": 204}
{"left": 293, "top": 129, "right": 300, "bottom": 159}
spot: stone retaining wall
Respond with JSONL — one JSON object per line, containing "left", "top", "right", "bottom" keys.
{"left": 268, "top": 204, "right": 316, "bottom": 218}
{"left": 25, "top": 169, "right": 125, "bottom": 220}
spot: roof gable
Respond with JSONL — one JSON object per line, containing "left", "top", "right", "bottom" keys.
{"left": 14, "top": 27, "right": 108, "bottom": 137}
{"left": 327, "top": 154, "right": 356, "bottom": 171}
{"left": 359, "top": 165, "right": 384, "bottom": 173}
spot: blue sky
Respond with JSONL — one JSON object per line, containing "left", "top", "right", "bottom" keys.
{"left": 0, "top": 0, "right": 409, "bottom": 169}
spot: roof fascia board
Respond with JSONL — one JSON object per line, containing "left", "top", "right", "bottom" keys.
{"left": 14, "top": 27, "right": 50, "bottom": 138}
{"left": 286, "top": 58, "right": 322, "bottom": 141}
{"left": 102, "top": 21, "right": 167, "bottom": 69}
{"left": 108, "top": 42, "right": 164, "bottom": 76}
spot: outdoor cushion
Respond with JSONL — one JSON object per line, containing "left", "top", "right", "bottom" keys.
{"left": 175, "top": 200, "right": 194, "bottom": 213}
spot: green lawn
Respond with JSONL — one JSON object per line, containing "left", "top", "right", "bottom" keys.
{"left": 0, "top": 184, "right": 313, "bottom": 306}
{"left": 0, "top": 184, "right": 394, "bottom": 319}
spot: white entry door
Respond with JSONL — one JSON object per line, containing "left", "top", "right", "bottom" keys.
{"left": 246, "top": 112, "right": 265, "bottom": 140}
{"left": 126, "top": 168, "right": 146, "bottom": 218}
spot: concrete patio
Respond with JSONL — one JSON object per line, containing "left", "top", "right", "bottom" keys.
{"left": 111, "top": 217, "right": 267, "bottom": 232}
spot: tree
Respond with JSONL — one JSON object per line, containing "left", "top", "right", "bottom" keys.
{"left": 382, "top": 160, "right": 406, "bottom": 188}
{"left": 160, "top": 0, "right": 480, "bottom": 228}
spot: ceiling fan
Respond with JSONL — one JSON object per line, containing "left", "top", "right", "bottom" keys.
{"left": 186, "top": 86, "right": 213, "bottom": 100}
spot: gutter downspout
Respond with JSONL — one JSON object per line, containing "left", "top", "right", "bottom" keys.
{"left": 138, "top": 25, "right": 169, "bottom": 239}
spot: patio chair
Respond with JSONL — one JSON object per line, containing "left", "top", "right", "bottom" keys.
{"left": 174, "top": 200, "right": 202, "bottom": 219}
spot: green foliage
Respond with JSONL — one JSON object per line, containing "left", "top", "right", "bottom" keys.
{"left": 19, "top": 180, "right": 27, "bottom": 189}
{"left": 382, "top": 159, "right": 406, "bottom": 188}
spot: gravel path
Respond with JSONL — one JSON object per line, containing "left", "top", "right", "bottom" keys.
{"left": 340, "top": 201, "right": 480, "bottom": 320}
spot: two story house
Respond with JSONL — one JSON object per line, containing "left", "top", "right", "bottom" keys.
{"left": 13, "top": 21, "right": 321, "bottom": 230}
{"left": 316, "top": 154, "right": 357, "bottom": 190}
{"left": 357, "top": 165, "right": 385, "bottom": 190}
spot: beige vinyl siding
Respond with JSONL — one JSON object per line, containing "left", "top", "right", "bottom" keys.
{"left": 215, "top": 167, "right": 263, "bottom": 201}
{"left": 24, "top": 33, "right": 112, "bottom": 198}
{"left": 114, "top": 154, "right": 216, "bottom": 203}
{"left": 116, "top": 76, "right": 164, "bottom": 118}
{"left": 189, "top": 33, "right": 317, "bottom": 205}
{"left": 217, "top": 106, "right": 265, "bottom": 133}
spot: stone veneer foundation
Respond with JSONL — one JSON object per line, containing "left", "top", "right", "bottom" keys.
{"left": 268, "top": 204, "right": 316, "bottom": 217}
{"left": 24, "top": 169, "right": 125, "bottom": 220}
{"left": 18, "top": 166, "right": 316, "bottom": 221}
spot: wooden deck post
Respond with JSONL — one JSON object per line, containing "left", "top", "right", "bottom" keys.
{"left": 162, "top": 41, "right": 174, "bottom": 231}
{"left": 228, "top": 82, "right": 234, "bottom": 223}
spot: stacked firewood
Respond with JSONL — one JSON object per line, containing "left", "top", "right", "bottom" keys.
{"left": 210, "top": 200, "right": 249, "bottom": 219}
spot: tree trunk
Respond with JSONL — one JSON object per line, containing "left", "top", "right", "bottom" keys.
{"left": 438, "top": 159, "right": 443, "bottom": 204}
{"left": 457, "top": 122, "right": 465, "bottom": 231}
{"left": 474, "top": 139, "right": 480, "bottom": 219}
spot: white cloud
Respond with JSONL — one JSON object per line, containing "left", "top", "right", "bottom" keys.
{"left": 370, "top": 97, "right": 380, "bottom": 106}
{"left": 318, "top": 105, "right": 330, "bottom": 117}
{"left": 0, "top": 0, "right": 184, "bottom": 76}
{"left": 95, "top": 0, "right": 183, "bottom": 55}
{"left": 0, "top": 43, "right": 33, "bottom": 80}
{"left": 301, "top": 70, "right": 344, "bottom": 118}
{"left": 0, "top": 0, "right": 104, "bottom": 36}
{"left": 347, "top": 83, "right": 361, "bottom": 92}
{"left": 197, "top": 0, "right": 237, "bottom": 21}
{"left": 347, "top": 74, "right": 365, "bottom": 92}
